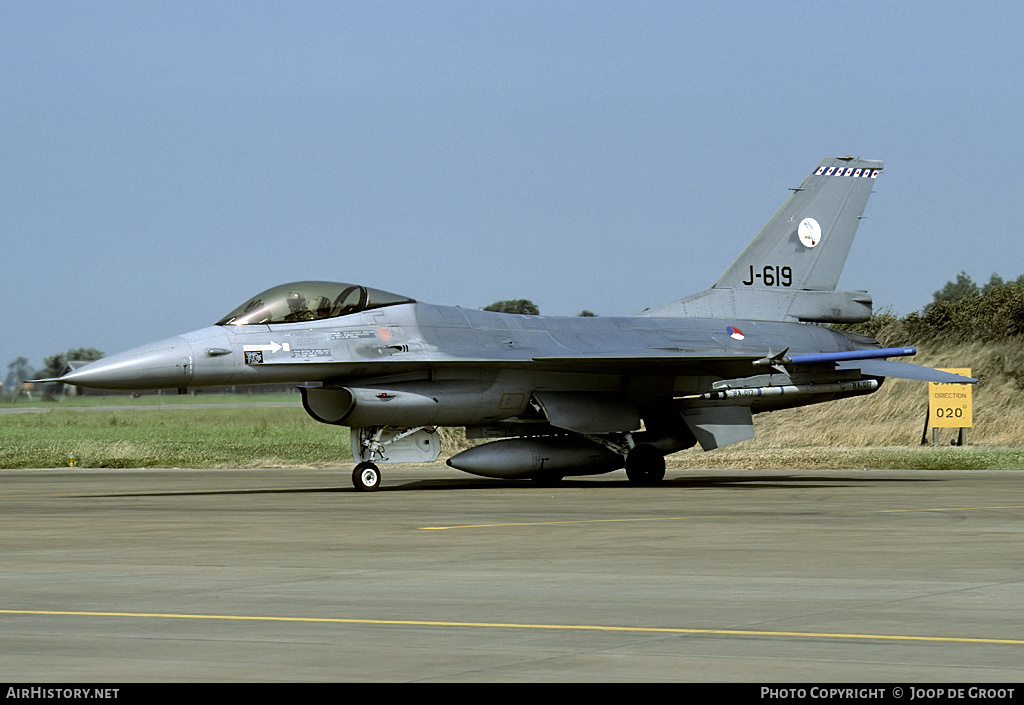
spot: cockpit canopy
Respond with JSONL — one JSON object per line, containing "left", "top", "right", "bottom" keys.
{"left": 217, "top": 281, "right": 415, "bottom": 326}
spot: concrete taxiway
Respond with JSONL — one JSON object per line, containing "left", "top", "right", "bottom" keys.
{"left": 1, "top": 466, "right": 1022, "bottom": 682}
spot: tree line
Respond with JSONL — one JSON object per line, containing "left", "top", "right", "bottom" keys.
{"left": 483, "top": 274, "right": 1024, "bottom": 348}
{"left": 836, "top": 271, "right": 1024, "bottom": 345}
{"left": 3, "top": 348, "right": 103, "bottom": 398}
{"left": 482, "top": 299, "right": 595, "bottom": 317}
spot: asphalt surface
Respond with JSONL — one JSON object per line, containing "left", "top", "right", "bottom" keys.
{"left": 2, "top": 466, "right": 1022, "bottom": 682}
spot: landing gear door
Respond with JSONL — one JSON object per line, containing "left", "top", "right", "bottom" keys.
{"left": 351, "top": 427, "right": 442, "bottom": 464}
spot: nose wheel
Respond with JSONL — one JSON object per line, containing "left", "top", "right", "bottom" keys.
{"left": 353, "top": 462, "right": 381, "bottom": 491}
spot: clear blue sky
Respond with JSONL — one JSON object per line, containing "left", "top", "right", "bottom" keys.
{"left": 3, "top": 1, "right": 1023, "bottom": 371}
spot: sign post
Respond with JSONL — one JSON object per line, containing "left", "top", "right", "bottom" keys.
{"left": 927, "top": 368, "right": 973, "bottom": 446}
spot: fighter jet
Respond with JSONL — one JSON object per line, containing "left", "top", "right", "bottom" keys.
{"left": 47, "top": 156, "right": 975, "bottom": 490}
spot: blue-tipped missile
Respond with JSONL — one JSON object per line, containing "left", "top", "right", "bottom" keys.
{"left": 753, "top": 346, "right": 917, "bottom": 368}
{"left": 750, "top": 346, "right": 976, "bottom": 384}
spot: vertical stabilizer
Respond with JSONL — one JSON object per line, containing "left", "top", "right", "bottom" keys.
{"left": 715, "top": 156, "right": 881, "bottom": 292}
{"left": 640, "top": 156, "right": 882, "bottom": 323}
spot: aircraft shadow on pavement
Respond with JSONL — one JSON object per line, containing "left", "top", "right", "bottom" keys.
{"left": 385, "top": 472, "right": 944, "bottom": 493}
{"left": 75, "top": 471, "right": 944, "bottom": 498}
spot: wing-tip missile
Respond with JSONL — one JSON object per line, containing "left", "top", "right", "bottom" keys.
{"left": 753, "top": 346, "right": 917, "bottom": 368}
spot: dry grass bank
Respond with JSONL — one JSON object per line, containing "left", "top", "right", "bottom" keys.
{"left": 666, "top": 340, "right": 1024, "bottom": 469}
{"left": 734, "top": 341, "right": 1024, "bottom": 449}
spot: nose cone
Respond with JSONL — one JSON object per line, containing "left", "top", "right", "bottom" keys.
{"left": 60, "top": 336, "right": 194, "bottom": 390}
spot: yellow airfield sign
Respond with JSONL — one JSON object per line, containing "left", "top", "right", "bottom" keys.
{"left": 928, "top": 369, "right": 973, "bottom": 428}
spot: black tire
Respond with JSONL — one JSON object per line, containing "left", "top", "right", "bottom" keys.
{"left": 625, "top": 444, "right": 666, "bottom": 485}
{"left": 353, "top": 462, "right": 381, "bottom": 491}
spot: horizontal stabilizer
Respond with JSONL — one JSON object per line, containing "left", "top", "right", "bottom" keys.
{"left": 836, "top": 360, "right": 977, "bottom": 384}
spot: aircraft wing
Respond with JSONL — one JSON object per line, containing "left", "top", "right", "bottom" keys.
{"left": 529, "top": 351, "right": 766, "bottom": 376}
{"left": 531, "top": 347, "right": 976, "bottom": 384}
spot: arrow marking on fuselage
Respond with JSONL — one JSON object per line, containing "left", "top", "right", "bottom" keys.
{"left": 243, "top": 342, "right": 292, "bottom": 354}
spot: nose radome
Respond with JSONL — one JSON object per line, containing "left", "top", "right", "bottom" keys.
{"left": 59, "top": 336, "right": 194, "bottom": 390}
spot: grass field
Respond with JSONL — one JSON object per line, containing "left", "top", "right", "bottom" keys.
{"left": 0, "top": 397, "right": 352, "bottom": 469}
{"left": 2, "top": 394, "right": 1022, "bottom": 472}
{"left": 2, "top": 340, "right": 1022, "bottom": 471}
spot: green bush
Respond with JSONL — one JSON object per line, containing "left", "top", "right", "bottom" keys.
{"left": 838, "top": 281, "right": 1024, "bottom": 345}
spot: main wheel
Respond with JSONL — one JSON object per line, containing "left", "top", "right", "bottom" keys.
{"left": 625, "top": 444, "right": 666, "bottom": 486}
{"left": 353, "top": 462, "right": 381, "bottom": 491}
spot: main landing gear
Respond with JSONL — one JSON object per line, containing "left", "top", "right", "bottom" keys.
{"left": 349, "top": 435, "right": 669, "bottom": 491}
{"left": 352, "top": 461, "right": 381, "bottom": 492}
{"left": 584, "top": 433, "right": 668, "bottom": 486}
{"left": 624, "top": 444, "right": 666, "bottom": 486}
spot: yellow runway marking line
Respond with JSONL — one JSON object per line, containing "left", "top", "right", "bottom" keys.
{"left": 859, "top": 505, "right": 1024, "bottom": 514}
{"left": 420, "top": 505, "right": 1024, "bottom": 530}
{"left": 2, "top": 609, "right": 1022, "bottom": 645}
{"left": 420, "top": 516, "right": 731, "bottom": 530}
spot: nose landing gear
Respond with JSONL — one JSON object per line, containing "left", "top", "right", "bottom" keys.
{"left": 352, "top": 462, "right": 381, "bottom": 491}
